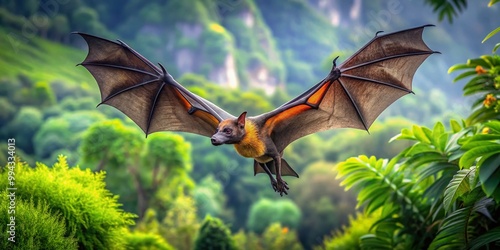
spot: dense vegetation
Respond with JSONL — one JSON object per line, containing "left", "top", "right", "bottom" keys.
{"left": 1, "top": 0, "right": 499, "bottom": 249}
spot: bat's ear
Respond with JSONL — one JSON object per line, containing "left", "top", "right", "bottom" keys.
{"left": 237, "top": 112, "right": 247, "bottom": 129}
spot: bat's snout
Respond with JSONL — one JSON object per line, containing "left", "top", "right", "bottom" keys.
{"left": 211, "top": 136, "right": 223, "bottom": 146}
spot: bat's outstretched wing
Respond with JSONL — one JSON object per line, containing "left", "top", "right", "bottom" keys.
{"left": 254, "top": 25, "right": 439, "bottom": 152}
{"left": 75, "top": 32, "right": 234, "bottom": 137}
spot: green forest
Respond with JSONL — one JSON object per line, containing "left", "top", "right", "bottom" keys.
{"left": 1, "top": 0, "right": 499, "bottom": 249}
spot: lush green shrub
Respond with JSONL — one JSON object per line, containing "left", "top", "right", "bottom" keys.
{"left": 321, "top": 213, "right": 379, "bottom": 250}
{"left": 124, "top": 231, "right": 173, "bottom": 250}
{"left": 247, "top": 198, "right": 301, "bottom": 234}
{"left": 0, "top": 197, "right": 77, "bottom": 250}
{"left": 0, "top": 156, "right": 136, "bottom": 249}
{"left": 194, "top": 215, "right": 237, "bottom": 250}
{"left": 261, "top": 223, "right": 303, "bottom": 250}
{"left": 233, "top": 229, "right": 263, "bottom": 250}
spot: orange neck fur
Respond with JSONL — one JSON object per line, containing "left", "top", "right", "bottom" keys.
{"left": 234, "top": 120, "right": 266, "bottom": 158}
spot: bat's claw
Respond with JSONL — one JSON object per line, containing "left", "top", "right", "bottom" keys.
{"left": 271, "top": 179, "right": 278, "bottom": 192}
{"left": 276, "top": 178, "right": 289, "bottom": 196}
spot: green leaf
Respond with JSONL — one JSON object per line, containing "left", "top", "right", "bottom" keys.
{"left": 466, "top": 108, "right": 500, "bottom": 128}
{"left": 389, "top": 128, "right": 416, "bottom": 142}
{"left": 418, "top": 162, "right": 458, "bottom": 184}
{"left": 478, "top": 153, "right": 500, "bottom": 201}
{"left": 405, "top": 143, "right": 437, "bottom": 156}
{"left": 450, "top": 120, "right": 462, "bottom": 133}
{"left": 485, "top": 120, "right": 500, "bottom": 133}
{"left": 489, "top": 0, "right": 500, "bottom": 7}
{"left": 482, "top": 26, "right": 500, "bottom": 43}
{"left": 452, "top": 70, "right": 477, "bottom": 82}
{"left": 493, "top": 43, "right": 500, "bottom": 53}
{"left": 360, "top": 234, "right": 394, "bottom": 250}
{"left": 460, "top": 145, "right": 500, "bottom": 168}
{"left": 448, "top": 63, "right": 474, "bottom": 73}
{"left": 469, "top": 227, "right": 500, "bottom": 250}
{"left": 467, "top": 58, "right": 491, "bottom": 68}
{"left": 443, "top": 168, "right": 475, "bottom": 212}
{"left": 405, "top": 151, "right": 448, "bottom": 170}
{"left": 429, "top": 207, "right": 470, "bottom": 250}
{"left": 412, "top": 125, "right": 431, "bottom": 144}
{"left": 432, "top": 122, "right": 446, "bottom": 150}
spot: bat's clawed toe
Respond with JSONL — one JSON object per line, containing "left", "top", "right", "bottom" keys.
{"left": 270, "top": 179, "right": 278, "bottom": 192}
{"left": 275, "top": 178, "right": 289, "bottom": 196}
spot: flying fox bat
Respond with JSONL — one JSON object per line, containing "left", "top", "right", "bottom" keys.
{"left": 75, "top": 24, "right": 438, "bottom": 196}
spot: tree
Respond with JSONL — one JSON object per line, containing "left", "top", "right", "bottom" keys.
{"left": 80, "top": 119, "right": 134, "bottom": 171}
{"left": 194, "top": 175, "right": 231, "bottom": 220}
{"left": 3, "top": 107, "right": 42, "bottom": 154}
{"left": 162, "top": 194, "right": 200, "bottom": 250}
{"left": 247, "top": 198, "right": 301, "bottom": 234}
{"left": 261, "top": 223, "right": 303, "bottom": 250}
{"left": 291, "top": 162, "right": 357, "bottom": 247}
{"left": 34, "top": 111, "right": 105, "bottom": 161}
{"left": 141, "top": 132, "right": 191, "bottom": 193}
{"left": 194, "top": 215, "right": 238, "bottom": 250}
{"left": 0, "top": 97, "right": 16, "bottom": 125}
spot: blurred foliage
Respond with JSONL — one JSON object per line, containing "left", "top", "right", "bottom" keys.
{"left": 0, "top": 156, "right": 136, "bottom": 249}
{"left": 319, "top": 213, "right": 380, "bottom": 250}
{"left": 161, "top": 194, "right": 200, "bottom": 250}
{"left": 261, "top": 223, "right": 304, "bottom": 250}
{"left": 195, "top": 215, "right": 238, "bottom": 250}
{"left": 290, "top": 162, "right": 357, "bottom": 247}
{"left": 2, "top": 107, "right": 42, "bottom": 154}
{"left": 124, "top": 231, "right": 174, "bottom": 250}
{"left": 194, "top": 175, "right": 231, "bottom": 220}
{"left": 425, "top": 0, "right": 499, "bottom": 23}
{"left": 247, "top": 198, "right": 302, "bottom": 234}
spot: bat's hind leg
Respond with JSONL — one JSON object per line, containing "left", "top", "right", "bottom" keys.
{"left": 259, "top": 162, "right": 278, "bottom": 192}
{"left": 271, "top": 157, "right": 289, "bottom": 196}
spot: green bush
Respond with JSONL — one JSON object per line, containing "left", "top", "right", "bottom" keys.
{"left": 321, "top": 213, "right": 379, "bottom": 250}
{"left": 124, "top": 231, "right": 173, "bottom": 250}
{"left": 0, "top": 156, "right": 136, "bottom": 249}
{"left": 0, "top": 198, "right": 77, "bottom": 250}
{"left": 247, "top": 198, "right": 301, "bottom": 234}
{"left": 194, "top": 215, "right": 237, "bottom": 250}
{"left": 261, "top": 223, "right": 303, "bottom": 250}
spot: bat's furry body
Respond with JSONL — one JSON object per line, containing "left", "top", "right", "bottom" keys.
{"left": 76, "top": 25, "right": 438, "bottom": 195}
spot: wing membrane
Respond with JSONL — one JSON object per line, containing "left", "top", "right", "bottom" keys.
{"left": 76, "top": 32, "right": 234, "bottom": 137}
{"left": 255, "top": 25, "right": 438, "bottom": 152}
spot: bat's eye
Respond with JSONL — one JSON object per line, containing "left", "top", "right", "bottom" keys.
{"left": 223, "top": 128, "right": 232, "bottom": 134}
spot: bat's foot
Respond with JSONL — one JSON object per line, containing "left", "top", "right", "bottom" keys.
{"left": 271, "top": 179, "right": 278, "bottom": 192}
{"left": 276, "top": 178, "right": 289, "bottom": 196}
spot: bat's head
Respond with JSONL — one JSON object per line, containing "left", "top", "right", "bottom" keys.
{"left": 211, "top": 112, "right": 247, "bottom": 146}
